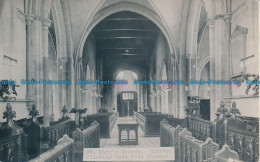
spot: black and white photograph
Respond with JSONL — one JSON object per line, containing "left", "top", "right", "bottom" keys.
{"left": 0, "top": 0, "right": 259, "bottom": 161}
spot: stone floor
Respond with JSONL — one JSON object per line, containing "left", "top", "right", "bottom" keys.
{"left": 99, "top": 117, "right": 171, "bottom": 162}
{"left": 100, "top": 117, "right": 160, "bottom": 148}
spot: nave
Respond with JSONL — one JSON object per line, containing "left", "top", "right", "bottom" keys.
{"left": 0, "top": 0, "right": 259, "bottom": 162}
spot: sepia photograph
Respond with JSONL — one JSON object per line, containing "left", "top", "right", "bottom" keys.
{"left": 0, "top": 0, "right": 259, "bottom": 161}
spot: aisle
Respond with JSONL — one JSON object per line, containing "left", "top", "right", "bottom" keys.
{"left": 100, "top": 117, "right": 160, "bottom": 148}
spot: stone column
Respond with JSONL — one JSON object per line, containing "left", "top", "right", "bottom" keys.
{"left": 31, "top": 16, "right": 43, "bottom": 115}
{"left": 61, "top": 57, "right": 68, "bottom": 107}
{"left": 42, "top": 18, "right": 52, "bottom": 126}
{"left": 178, "top": 54, "right": 187, "bottom": 118}
{"left": 149, "top": 83, "right": 154, "bottom": 111}
{"left": 222, "top": 13, "right": 232, "bottom": 102}
{"left": 144, "top": 85, "right": 147, "bottom": 108}
{"left": 207, "top": 19, "right": 216, "bottom": 121}
{"left": 77, "top": 59, "right": 82, "bottom": 109}
{"left": 171, "top": 59, "right": 175, "bottom": 116}
{"left": 67, "top": 58, "right": 75, "bottom": 112}
{"left": 25, "top": 14, "right": 35, "bottom": 109}
{"left": 186, "top": 54, "right": 197, "bottom": 96}
{"left": 156, "top": 85, "right": 161, "bottom": 112}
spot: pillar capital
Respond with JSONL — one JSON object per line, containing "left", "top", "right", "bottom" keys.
{"left": 206, "top": 18, "right": 215, "bottom": 28}
{"left": 223, "top": 13, "right": 232, "bottom": 22}
{"left": 25, "top": 14, "right": 35, "bottom": 24}
{"left": 41, "top": 18, "right": 52, "bottom": 30}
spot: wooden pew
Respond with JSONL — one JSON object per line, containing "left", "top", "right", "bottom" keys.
{"left": 214, "top": 101, "right": 259, "bottom": 162}
{"left": 29, "top": 134, "right": 74, "bottom": 162}
{"left": 215, "top": 144, "right": 240, "bottom": 162}
{"left": 18, "top": 104, "right": 76, "bottom": 160}
{"left": 226, "top": 115, "right": 259, "bottom": 161}
{"left": 178, "top": 128, "right": 219, "bottom": 161}
{"left": 166, "top": 117, "right": 186, "bottom": 128}
{"left": 187, "top": 115, "right": 213, "bottom": 142}
{"left": 73, "top": 121, "right": 100, "bottom": 162}
{"left": 0, "top": 103, "right": 28, "bottom": 162}
{"left": 213, "top": 101, "right": 228, "bottom": 148}
{"left": 134, "top": 112, "right": 173, "bottom": 136}
{"left": 43, "top": 119, "right": 76, "bottom": 149}
{"left": 160, "top": 122, "right": 243, "bottom": 162}
{"left": 84, "top": 112, "right": 118, "bottom": 138}
{"left": 160, "top": 119, "right": 184, "bottom": 160}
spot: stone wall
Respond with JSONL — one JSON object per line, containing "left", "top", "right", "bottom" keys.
{"left": 0, "top": 1, "right": 28, "bottom": 122}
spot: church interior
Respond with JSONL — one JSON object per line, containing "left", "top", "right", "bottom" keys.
{"left": 0, "top": 0, "right": 259, "bottom": 161}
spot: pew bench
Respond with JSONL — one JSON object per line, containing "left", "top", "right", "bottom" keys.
{"left": 84, "top": 112, "right": 118, "bottom": 138}
{"left": 29, "top": 134, "right": 74, "bottom": 162}
{"left": 134, "top": 112, "right": 172, "bottom": 136}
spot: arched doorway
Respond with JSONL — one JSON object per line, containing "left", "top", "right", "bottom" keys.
{"left": 198, "top": 62, "right": 210, "bottom": 120}
{"left": 116, "top": 70, "right": 138, "bottom": 117}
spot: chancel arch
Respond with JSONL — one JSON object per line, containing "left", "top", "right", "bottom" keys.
{"left": 75, "top": 1, "right": 177, "bottom": 65}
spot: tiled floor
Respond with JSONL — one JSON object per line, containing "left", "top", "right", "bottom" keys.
{"left": 100, "top": 117, "right": 160, "bottom": 148}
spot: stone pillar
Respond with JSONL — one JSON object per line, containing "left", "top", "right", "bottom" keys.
{"left": 171, "top": 59, "right": 177, "bottom": 116}
{"left": 186, "top": 54, "right": 197, "bottom": 96}
{"left": 25, "top": 14, "right": 35, "bottom": 109}
{"left": 207, "top": 19, "right": 216, "bottom": 121}
{"left": 61, "top": 57, "right": 68, "bottom": 105}
{"left": 67, "top": 58, "right": 74, "bottom": 112}
{"left": 42, "top": 18, "right": 52, "bottom": 126}
{"left": 156, "top": 85, "right": 161, "bottom": 112}
{"left": 31, "top": 17, "right": 43, "bottom": 115}
{"left": 144, "top": 85, "right": 147, "bottom": 108}
{"left": 222, "top": 13, "right": 232, "bottom": 102}
{"left": 178, "top": 55, "right": 187, "bottom": 118}
{"left": 149, "top": 83, "right": 154, "bottom": 111}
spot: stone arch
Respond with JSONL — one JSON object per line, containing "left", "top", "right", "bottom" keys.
{"left": 197, "top": 25, "right": 210, "bottom": 80}
{"left": 198, "top": 61, "right": 210, "bottom": 98}
{"left": 197, "top": 58, "right": 210, "bottom": 81}
{"left": 112, "top": 64, "right": 146, "bottom": 81}
{"left": 186, "top": 0, "right": 203, "bottom": 56}
{"left": 50, "top": 0, "right": 67, "bottom": 59}
{"left": 75, "top": 1, "right": 177, "bottom": 66}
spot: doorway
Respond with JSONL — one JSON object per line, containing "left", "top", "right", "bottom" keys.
{"left": 117, "top": 91, "right": 137, "bottom": 117}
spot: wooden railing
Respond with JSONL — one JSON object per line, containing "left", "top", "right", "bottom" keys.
{"left": 160, "top": 119, "right": 184, "bottom": 160}
{"left": 73, "top": 121, "right": 100, "bottom": 162}
{"left": 44, "top": 119, "right": 76, "bottom": 149}
{"left": 160, "top": 101, "right": 259, "bottom": 161}
{"left": 18, "top": 117, "right": 76, "bottom": 159}
{"left": 134, "top": 112, "right": 173, "bottom": 136}
{"left": 187, "top": 115, "right": 213, "bottom": 142}
{"left": 160, "top": 121, "right": 240, "bottom": 161}
{"left": 29, "top": 134, "right": 74, "bottom": 162}
{"left": 179, "top": 128, "right": 219, "bottom": 161}
{"left": 1, "top": 104, "right": 76, "bottom": 160}
{"left": 133, "top": 111, "right": 146, "bottom": 133}
{"left": 28, "top": 121, "right": 100, "bottom": 162}
{"left": 84, "top": 112, "right": 118, "bottom": 138}
{"left": 226, "top": 116, "right": 259, "bottom": 161}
